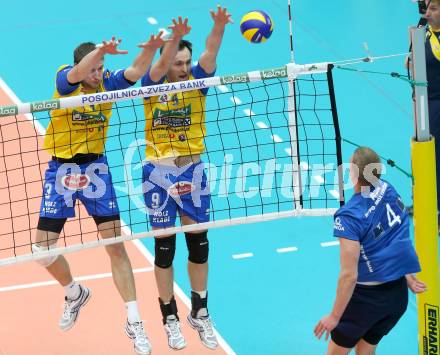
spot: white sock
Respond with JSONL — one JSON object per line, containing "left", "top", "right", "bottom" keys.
{"left": 194, "top": 290, "right": 207, "bottom": 298}
{"left": 64, "top": 281, "right": 81, "bottom": 300}
{"left": 126, "top": 301, "right": 141, "bottom": 324}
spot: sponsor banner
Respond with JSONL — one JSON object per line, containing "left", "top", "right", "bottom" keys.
{"left": 260, "top": 66, "right": 288, "bottom": 79}
{"left": 0, "top": 105, "right": 18, "bottom": 117}
{"left": 31, "top": 100, "right": 60, "bottom": 112}
{"left": 424, "top": 304, "right": 439, "bottom": 355}
{"left": 220, "top": 73, "right": 250, "bottom": 85}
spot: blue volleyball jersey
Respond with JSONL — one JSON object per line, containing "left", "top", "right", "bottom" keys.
{"left": 333, "top": 180, "right": 421, "bottom": 283}
{"left": 426, "top": 27, "right": 440, "bottom": 100}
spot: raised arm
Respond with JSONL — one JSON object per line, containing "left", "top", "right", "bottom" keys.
{"left": 67, "top": 37, "right": 128, "bottom": 84}
{"left": 198, "top": 5, "right": 233, "bottom": 74}
{"left": 149, "top": 17, "right": 192, "bottom": 82}
{"left": 124, "top": 31, "right": 168, "bottom": 83}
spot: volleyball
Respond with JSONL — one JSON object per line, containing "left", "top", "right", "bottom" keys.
{"left": 240, "top": 10, "right": 274, "bottom": 43}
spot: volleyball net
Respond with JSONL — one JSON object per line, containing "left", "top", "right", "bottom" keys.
{"left": 0, "top": 62, "right": 344, "bottom": 266}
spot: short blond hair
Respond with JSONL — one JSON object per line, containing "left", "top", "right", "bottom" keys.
{"left": 351, "top": 147, "right": 382, "bottom": 186}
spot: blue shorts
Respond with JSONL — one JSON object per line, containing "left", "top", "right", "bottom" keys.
{"left": 39, "top": 156, "right": 120, "bottom": 219}
{"left": 331, "top": 277, "right": 408, "bottom": 348}
{"left": 142, "top": 161, "right": 210, "bottom": 228}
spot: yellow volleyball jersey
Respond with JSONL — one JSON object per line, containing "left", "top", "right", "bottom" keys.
{"left": 44, "top": 65, "right": 113, "bottom": 159}
{"left": 143, "top": 74, "right": 207, "bottom": 159}
{"left": 428, "top": 26, "right": 440, "bottom": 61}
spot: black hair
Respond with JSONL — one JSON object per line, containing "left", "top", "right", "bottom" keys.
{"left": 160, "top": 39, "right": 192, "bottom": 55}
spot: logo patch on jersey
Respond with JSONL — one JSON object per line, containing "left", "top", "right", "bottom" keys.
{"left": 72, "top": 110, "right": 106, "bottom": 124}
{"left": 179, "top": 134, "right": 186, "bottom": 142}
{"left": 333, "top": 217, "right": 345, "bottom": 232}
{"left": 159, "top": 93, "right": 169, "bottom": 103}
{"left": 373, "top": 222, "right": 384, "bottom": 239}
{"left": 61, "top": 174, "right": 91, "bottom": 190}
{"left": 152, "top": 105, "right": 192, "bottom": 128}
{"left": 168, "top": 181, "right": 195, "bottom": 197}
{"left": 158, "top": 93, "right": 179, "bottom": 106}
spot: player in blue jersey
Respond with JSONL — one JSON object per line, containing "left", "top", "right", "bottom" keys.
{"left": 33, "top": 33, "right": 166, "bottom": 355}
{"left": 425, "top": 0, "right": 440, "bottom": 231}
{"left": 314, "top": 147, "right": 426, "bottom": 355}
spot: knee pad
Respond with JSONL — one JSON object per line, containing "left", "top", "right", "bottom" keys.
{"left": 185, "top": 231, "right": 209, "bottom": 264}
{"left": 32, "top": 243, "right": 59, "bottom": 267}
{"left": 154, "top": 235, "right": 176, "bottom": 269}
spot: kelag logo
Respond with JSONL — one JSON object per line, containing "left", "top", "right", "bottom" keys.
{"left": 0, "top": 105, "right": 18, "bottom": 116}
{"left": 31, "top": 100, "right": 60, "bottom": 112}
{"left": 424, "top": 304, "right": 439, "bottom": 355}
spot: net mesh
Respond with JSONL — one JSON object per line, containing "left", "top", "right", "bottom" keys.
{"left": 0, "top": 63, "right": 343, "bottom": 265}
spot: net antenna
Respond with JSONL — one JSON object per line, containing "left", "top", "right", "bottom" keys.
{"left": 287, "top": 0, "right": 295, "bottom": 63}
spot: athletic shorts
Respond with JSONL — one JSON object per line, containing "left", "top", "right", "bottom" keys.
{"left": 39, "top": 155, "right": 120, "bottom": 219}
{"left": 331, "top": 276, "right": 408, "bottom": 348}
{"left": 142, "top": 161, "right": 210, "bottom": 228}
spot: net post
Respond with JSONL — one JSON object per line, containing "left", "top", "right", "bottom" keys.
{"left": 286, "top": 64, "right": 303, "bottom": 209}
{"left": 409, "top": 26, "right": 440, "bottom": 355}
{"left": 326, "top": 64, "right": 345, "bottom": 206}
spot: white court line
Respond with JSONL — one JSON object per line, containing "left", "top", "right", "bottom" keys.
{"left": 243, "top": 108, "right": 255, "bottom": 116}
{"left": 147, "top": 17, "right": 158, "bottom": 25}
{"left": 217, "top": 85, "right": 229, "bottom": 93}
{"left": 271, "top": 134, "right": 283, "bottom": 143}
{"left": 321, "top": 241, "right": 340, "bottom": 247}
{"left": 330, "top": 189, "right": 340, "bottom": 199}
{"left": 232, "top": 253, "right": 254, "bottom": 260}
{"left": 0, "top": 267, "right": 153, "bottom": 293}
{"left": 256, "top": 121, "right": 268, "bottom": 129}
{"left": 230, "top": 96, "right": 242, "bottom": 105}
{"left": 276, "top": 247, "right": 298, "bottom": 253}
{"left": 313, "top": 175, "right": 325, "bottom": 184}
{"left": 0, "top": 76, "right": 237, "bottom": 355}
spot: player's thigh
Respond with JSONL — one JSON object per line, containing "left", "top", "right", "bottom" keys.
{"left": 327, "top": 340, "right": 352, "bottom": 355}
{"left": 355, "top": 339, "right": 377, "bottom": 355}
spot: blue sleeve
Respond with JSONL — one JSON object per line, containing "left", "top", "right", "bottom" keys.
{"left": 333, "top": 210, "right": 362, "bottom": 241}
{"left": 141, "top": 67, "right": 166, "bottom": 87}
{"left": 191, "top": 63, "right": 215, "bottom": 96}
{"left": 103, "top": 69, "right": 135, "bottom": 91}
{"left": 56, "top": 66, "right": 79, "bottom": 96}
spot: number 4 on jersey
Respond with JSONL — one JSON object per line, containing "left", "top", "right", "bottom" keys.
{"left": 386, "top": 203, "right": 401, "bottom": 227}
